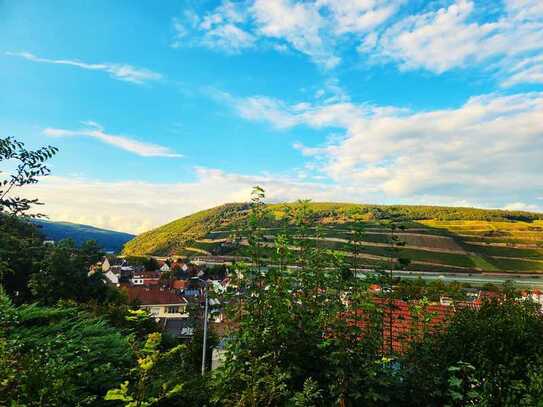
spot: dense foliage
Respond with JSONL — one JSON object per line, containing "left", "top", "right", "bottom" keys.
{"left": 0, "top": 214, "right": 45, "bottom": 303}
{"left": 207, "top": 189, "right": 543, "bottom": 406}
{"left": 0, "top": 214, "right": 123, "bottom": 306}
{"left": 401, "top": 296, "right": 543, "bottom": 406}
{"left": 0, "top": 288, "right": 133, "bottom": 406}
{"left": 123, "top": 203, "right": 249, "bottom": 256}
{"left": 211, "top": 191, "right": 393, "bottom": 406}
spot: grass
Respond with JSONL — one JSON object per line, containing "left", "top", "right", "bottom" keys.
{"left": 463, "top": 244, "right": 543, "bottom": 259}
{"left": 487, "top": 257, "right": 543, "bottom": 272}
{"left": 469, "top": 255, "right": 499, "bottom": 271}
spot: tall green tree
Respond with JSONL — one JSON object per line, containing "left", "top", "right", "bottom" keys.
{"left": 28, "top": 238, "right": 119, "bottom": 305}
{"left": 0, "top": 136, "right": 57, "bottom": 302}
{"left": 212, "top": 188, "right": 387, "bottom": 406}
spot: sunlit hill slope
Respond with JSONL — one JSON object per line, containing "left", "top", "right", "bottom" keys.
{"left": 122, "top": 203, "right": 543, "bottom": 274}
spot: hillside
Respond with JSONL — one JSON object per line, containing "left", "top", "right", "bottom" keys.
{"left": 122, "top": 202, "right": 543, "bottom": 274}
{"left": 33, "top": 219, "right": 134, "bottom": 253}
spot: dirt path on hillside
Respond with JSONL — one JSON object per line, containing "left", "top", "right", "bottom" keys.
{"left": 299, "top": 236, "right": 468, "bottom": 255}
{"left": 464, "top": 241, "right": 542, "bottom": 249}
{"left": 185, "top": 247, "right": 211, "bottom": 255}
{"left": 489, "top": 255, "right": 543, "bottom": 262}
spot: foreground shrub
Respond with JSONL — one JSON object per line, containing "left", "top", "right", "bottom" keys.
{"left": 401, "top": 297, "right": 543, "bottom": 406}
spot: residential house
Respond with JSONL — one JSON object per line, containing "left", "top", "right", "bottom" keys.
{"left": 124, "top": 286, "right": 188, "bottom": 320}
{"left": 102, "top": 257, "right": 134, "bottom": 286}
{"left": 131, "top": 271, "right": 161, "bottom": 286}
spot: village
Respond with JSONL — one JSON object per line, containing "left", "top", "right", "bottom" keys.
{"left": 91, "top": 255, "right": 543, "bottom": 363}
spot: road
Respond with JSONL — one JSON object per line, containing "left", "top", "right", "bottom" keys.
{"left": 357, "top": 270, "right": 543, "bottom": 288}
{"left": 189, "top": 255, "right": 543, "bottom": 288}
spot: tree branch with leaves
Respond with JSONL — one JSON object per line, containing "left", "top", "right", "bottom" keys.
{"left": 0, "top": 137, "right": 58, "bottom": 216}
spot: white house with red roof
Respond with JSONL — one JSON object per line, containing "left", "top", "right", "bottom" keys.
{"left": 123, "top": 286, "right": 188, "bottom": 319}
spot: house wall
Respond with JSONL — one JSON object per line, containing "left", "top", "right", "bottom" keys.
{"left": 105, "top": 270, "right": 119, "bottom": 285}
{"left": 141, "top": 303, "right": 188, "bottom": 319}
{"left": 211, "top": 349, "right": 227, "bottom": 370}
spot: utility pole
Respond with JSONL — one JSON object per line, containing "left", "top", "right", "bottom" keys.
{"left": 201, "top": 280, "right": 209, "bottom": 376}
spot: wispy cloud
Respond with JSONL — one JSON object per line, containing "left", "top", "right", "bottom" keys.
{"left": 6, "top": 51, "right": 162, "bottom": 84}
{"left": 171, "top": 2, "right": 256, "bottom": 53}
{"left": 173, "top": 0, "right": 399, "bottom": 69}
{"left": 251, "top": 0, "right": 339, "bottom": 69}
{"left": 43, "top": 122, "right": 182, "bottom": 158}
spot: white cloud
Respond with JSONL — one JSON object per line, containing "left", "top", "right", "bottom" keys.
{"left": 21, "top": 164, "right": 540, "bottom": 234}
{"left": 174, "top": 0, "right": 543, "bottom": 82}
{"left": 170, "top": 18, "right": 189, "bottom": 49}
{"left": 233, "top": 96, "right": 301, "bottom": 129}
{"left": 175, "top": 0, "right": 398, "bottom": 69}
{"left": 201, "top": 23, "right": 256, "bottom": 53}
{"left": 176, "top": 1, "right": 256, "bottom": 53}
{"left": 502, "top": 55, "right": 543, "bottom": 87}
{"left": 6, "top": 51, "right": 162, "bottom": 84}
{"left": 7, "top": 169, "right": 471, "bottom": 234}
{"left": 503, "top": 202, "right": 542, "bottom": 212}
{"left": 364, "top": 0, "right": 543, "bottom": 85}
{"left": 317, "top": 0, "right": 402, "bottom": 35}
{"left": 226, "top": 90, "right": 543, "bottom": 202}
{"left": 43, "top": 122, "right": 182, "bottom": 158}
{"left": 373, "top": 0, "right": 492, "bottom": 73}
{"left": 15, "top": 170, "right": 370, "bottom": 233}
{"left": 251, "top": 0, "right": 339, "bottom": 69}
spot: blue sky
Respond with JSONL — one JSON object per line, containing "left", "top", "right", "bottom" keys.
{"left": 1, "top": 0, "right": 542, "bottom": 233}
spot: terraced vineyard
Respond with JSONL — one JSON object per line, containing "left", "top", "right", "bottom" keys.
{"left": 123, "top": 203, "right": 543, "bottom": 274}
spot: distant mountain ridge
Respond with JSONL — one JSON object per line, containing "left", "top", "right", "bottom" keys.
{"left": 33, "top": 219, "right": 134, "bottom": 253}
{"left": 122, "top": 202, "right": 543, "bottom": 274}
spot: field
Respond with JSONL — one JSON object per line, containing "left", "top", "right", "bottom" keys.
{"left": 123, "top": 203, "right": 543, "bottom": 274}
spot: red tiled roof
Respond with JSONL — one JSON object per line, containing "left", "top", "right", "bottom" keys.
{"left": 123, "top": 287, "right": 186, "bottom": 305}
{"left": 172, "top": 279, "right": 189, "bottom": 289}
{"left": 348, "top": 297, "right": 454, "bottom": 354}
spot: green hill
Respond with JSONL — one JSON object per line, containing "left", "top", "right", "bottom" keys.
{"left": 33, "top": 219, "right": 134, "bottom": 253}
{"left": 122, "top": 202, "right": 543, "bottom": 273}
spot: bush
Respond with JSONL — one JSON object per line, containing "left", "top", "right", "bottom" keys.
{"left": 401, "top": 297, "right": 543, "bottom": 406}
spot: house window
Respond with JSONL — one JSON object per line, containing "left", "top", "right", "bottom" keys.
{"left": 150, "top": 307, "right": 160, "bottom": 315}
{"left": 166, "top": 306, "right": 179, "bottom": 314}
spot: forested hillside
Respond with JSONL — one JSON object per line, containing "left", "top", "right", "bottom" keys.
{"left": 33, "top": 219, "right": 134, "bottom": 252}
{"left": 123, "top": 202, "right": 543, "bottom": 273}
